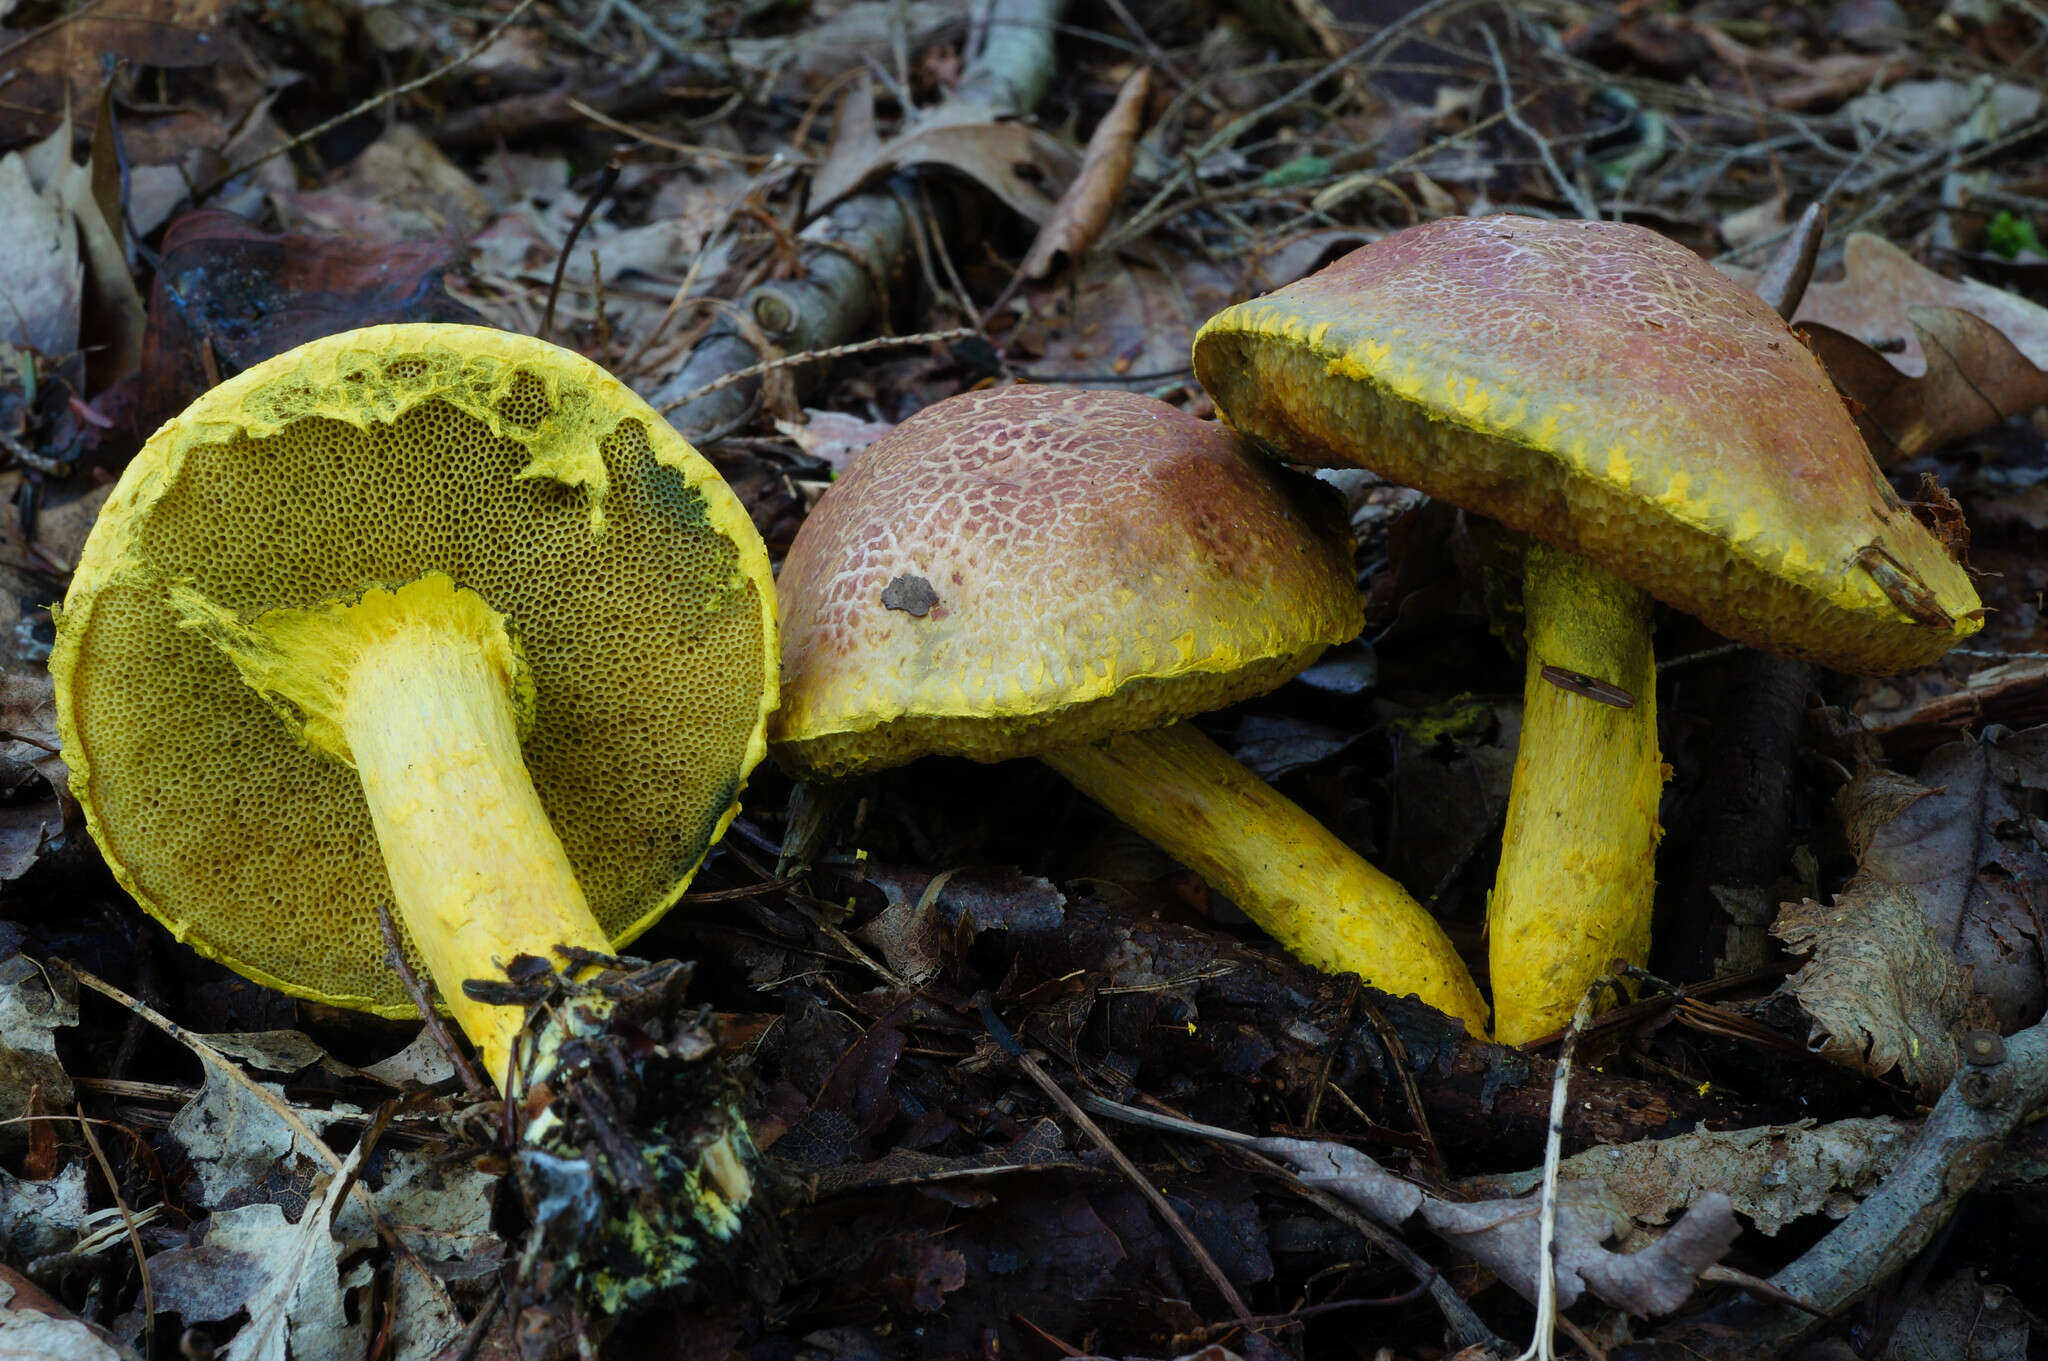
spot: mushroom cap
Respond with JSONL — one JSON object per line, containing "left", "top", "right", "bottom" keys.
{"left": 1193, "top": 215, "right": 1981, "bottom": 674}
{"left": 51, "top": 324, "right": 778, "bottom": 1017}
{"left": 772, "top": 386, "right": 1362, "bottom": 778}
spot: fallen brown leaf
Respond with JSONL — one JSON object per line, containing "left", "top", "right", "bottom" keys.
{"left": 1730, "top": 233, "right": 2048, "bottom": 460}
{"left": 0, "top": 0, "right": 231, "bottom": 146}
{"left": 109, "top": 210, "right": 483, "bottom": 451}
{"left": 810, "top": 76, "right": 1079, "bottom": 224}
{"left": 1840, "top": 729, "right": 2048, "bottom": 1029}
{"left": 776, "top": 409, "right": 896, "bottom": 471}
{"left": 1019, "top": 249, "right": 1235, "bottom": 384}
{"left": 1016, "top": 66, "right": 1152, "bottom": 280}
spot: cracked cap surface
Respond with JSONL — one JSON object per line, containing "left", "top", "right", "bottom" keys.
{"left": 1193, "top": 215, "right": 1981, "bottom": 674}
{"left": 772, "top": 386, "right": 1363, "bottom": 778}
{"left": 52, "top": 324, "right": 778, "bottom": 1016}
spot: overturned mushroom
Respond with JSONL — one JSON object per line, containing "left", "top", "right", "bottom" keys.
{"left": 53, "top": 324, "right": 776, "bottom": 1092}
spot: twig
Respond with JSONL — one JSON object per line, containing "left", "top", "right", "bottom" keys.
{"left": 1079, "top": 1094, "right": 1505, "bottom": 1353}
{"left": 656, "top": 327, "right": 975, "bottom": 414}
{"left": 199, "top": 0, "right": 541, "bottom": 197}
{"left": 1513, "top": 977, "right": 1618, "bottom": 1361}
{"left": 1357, "top": 996, "right": 1445, "bottom": 1172}
{"left": 980, "top": 998, "right": 1257, "bottom": 1329}
{"left": 1481, "top": 22, "right": 1599, "bottom": 221}
{"left": 542, "top": 160, "right": 621, "bottom": 343}
{"left": 71, "top": 967, "right": 400, "bottom": 1240}
{"left": 568, "top": 98, "right": 775, "bottom": 165}
{"left": 1300, "top": 975, "right": 1356, "bottom": 1131}
{"left": 1104, "top": 0, "right": 1490, "bottom": 252}
{"left": 580, "top": 0, "right": 694, "bottom": 67}
{"left": 75, "top": 1106, "right": 152, "bottom": 1356}
{"left": 1632, "top": 1017, "right": 2048, "bottom": 1358}
{"left": 375, "top": 903, "right": 491, "bottom": 1099}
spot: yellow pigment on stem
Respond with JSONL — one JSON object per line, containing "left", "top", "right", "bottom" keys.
{"left": 1043, "top": 722, "right": 1491, "bottom": 1036}
{"left": 169, "top": 573, "right": 615, "bottom": 1090}
{"left": 1488, "top": 543, "right": 1664, "bottom": 1046}
{"left": 342, "top": 619, "right": 611, "bottom": 1088}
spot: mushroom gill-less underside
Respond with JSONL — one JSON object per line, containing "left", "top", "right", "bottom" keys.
{"left": 54, "top": 327, "right": 777, "bottom": 1027}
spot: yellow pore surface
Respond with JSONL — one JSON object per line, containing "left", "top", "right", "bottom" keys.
{"left": 772, "top": 386, "right": 1364, "bottom": 778}
{"left": 1194, "top": 216, "right": 1982, "bottom": 675}
{"left": 52, "top": 325, "right": 777, "bottom": 1017}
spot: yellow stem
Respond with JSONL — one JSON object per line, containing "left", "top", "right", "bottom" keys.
{"left": 1488, "top": 544, "right": 1664, "bottom": 1046}
{"left": 343, "top": 619, "right": 611, "bottom": 1088}
{"left": 1042, "top": 723, "right": 1491, "bottom": 1036}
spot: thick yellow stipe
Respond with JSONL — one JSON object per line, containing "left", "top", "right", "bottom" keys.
{"left": 1488, "top": 544, "right": 1663, "bottom": 1045}
{"left": 189, "top": 574, "right": 609, "bottom": 1088}
{"left": 1042, "top": 723, "right": 1491, "bottom": 1036}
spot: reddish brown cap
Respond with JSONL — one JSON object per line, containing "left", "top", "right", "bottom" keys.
{"left": 772, "top": 386, "right": 1363, "bottom": 777}
{"left": 1193, "top": 215, "right": 1981, "bottom": 674}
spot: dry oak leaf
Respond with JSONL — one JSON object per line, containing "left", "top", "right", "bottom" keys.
{"left": 1732, "top": 233, "right": 2048, "bottom": 460}
{"left": 1840, "top": 728, "right": 2048, "bottom": 1030}
{"left": 1772, "top": 878, "right": 1970, "bottom": 1096}
{"left": 810, "top": 74, "right": 1079, "bottom": 225}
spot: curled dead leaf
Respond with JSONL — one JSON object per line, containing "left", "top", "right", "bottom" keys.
{"left": 1017, "top": 67, "right": 1152, "bottom": 280}
{"left": 1772, "top": 878, "right": 1969, "bottom": 1095}
{"left": 1729, "top": 234, "right": 2048, "bottom": 459}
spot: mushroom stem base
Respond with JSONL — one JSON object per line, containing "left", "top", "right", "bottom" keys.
{"left": 1042, "top": 723, "right": 1491, "bottom": 1036}
{"left": 1488, "top": 544, "right": 1663, "bottom": 1046}
{"left": 340, "top": 591, "right": 612, "bottom": 1088}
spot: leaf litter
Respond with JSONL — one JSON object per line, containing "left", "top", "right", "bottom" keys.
{"left": 6, "top": 0, "right": 2048, "bottom": 1356}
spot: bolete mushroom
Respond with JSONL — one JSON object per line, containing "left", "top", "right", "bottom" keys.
{"left": 1192, "top": 216, "right": 1982, "bottom": 1044}
{"left": 51, "top": 324, "right": 779, "bottom": 1091}
{"left": 773, "top": 385, "right": 1490, "bottom": 1033}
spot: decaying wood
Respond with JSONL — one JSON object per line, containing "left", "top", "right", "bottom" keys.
{"left": 1618, "top": 1017, "right": 2048, "bottom": 1359}
{"left": 651, "top": 0, "right": 1067, "bottom": 442}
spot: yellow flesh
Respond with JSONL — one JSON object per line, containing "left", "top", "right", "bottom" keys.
{"left": 173, "top": 574, "right": 607, "bottom": 1086}
{"left": 1043, "top": 722, "right": 1491, "bottom": 1036}
{"left": 1488, "top": 544, "right": 1662, "bottom": 1045}
{"left": 346, "top": 621, "right": 606, "bottom": 1090}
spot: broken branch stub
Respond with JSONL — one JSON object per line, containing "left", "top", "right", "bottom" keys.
{"left": 651, "top": 0, "right": 1068, "bottom": 443}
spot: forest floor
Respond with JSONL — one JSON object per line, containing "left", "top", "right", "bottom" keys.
{"left": 3, "top": 0, "right": 2048, "bottom": 1358}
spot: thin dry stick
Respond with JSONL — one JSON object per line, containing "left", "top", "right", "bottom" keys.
{"left": 72, "top": 967, "right": 397, "bottom": 1237}
{"left": 567, "top": 98, "right": 774, "bottom": 165}
{"left": 200, "top": 0, "right": 540, "bottom": 196}
{"left": 542, "top": 160, "right": 622, "bottom": 342}
{"left": 1480, "top": 22, "right": 1598, "bottom": 221}
{"left": 1104, "top": 0, "right": 1487, "bottom": 251}
{"left": 1513, "top": 976, "right": 1617, "bottom": 1361}
{"left": 1076, "top": 1093, "right": 1504, "bottom": 1353}
{"left": 980, "top": 999, "right": 1257, "bottom": 1329}
{"left": 375, "top": 902, "right": 491, "bottom": 1099}
{"left": 1300, "top": 975, "right": 1357, "bottom": 1131}
{"left": 656, "top": 327, "right": 975, "bottom": 414}
{"left": 75, "top": 1105, "right": 152, "bottom": 1354}
{"left": 1357, "top": 996, "right": 1444, "bottom": 1172}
